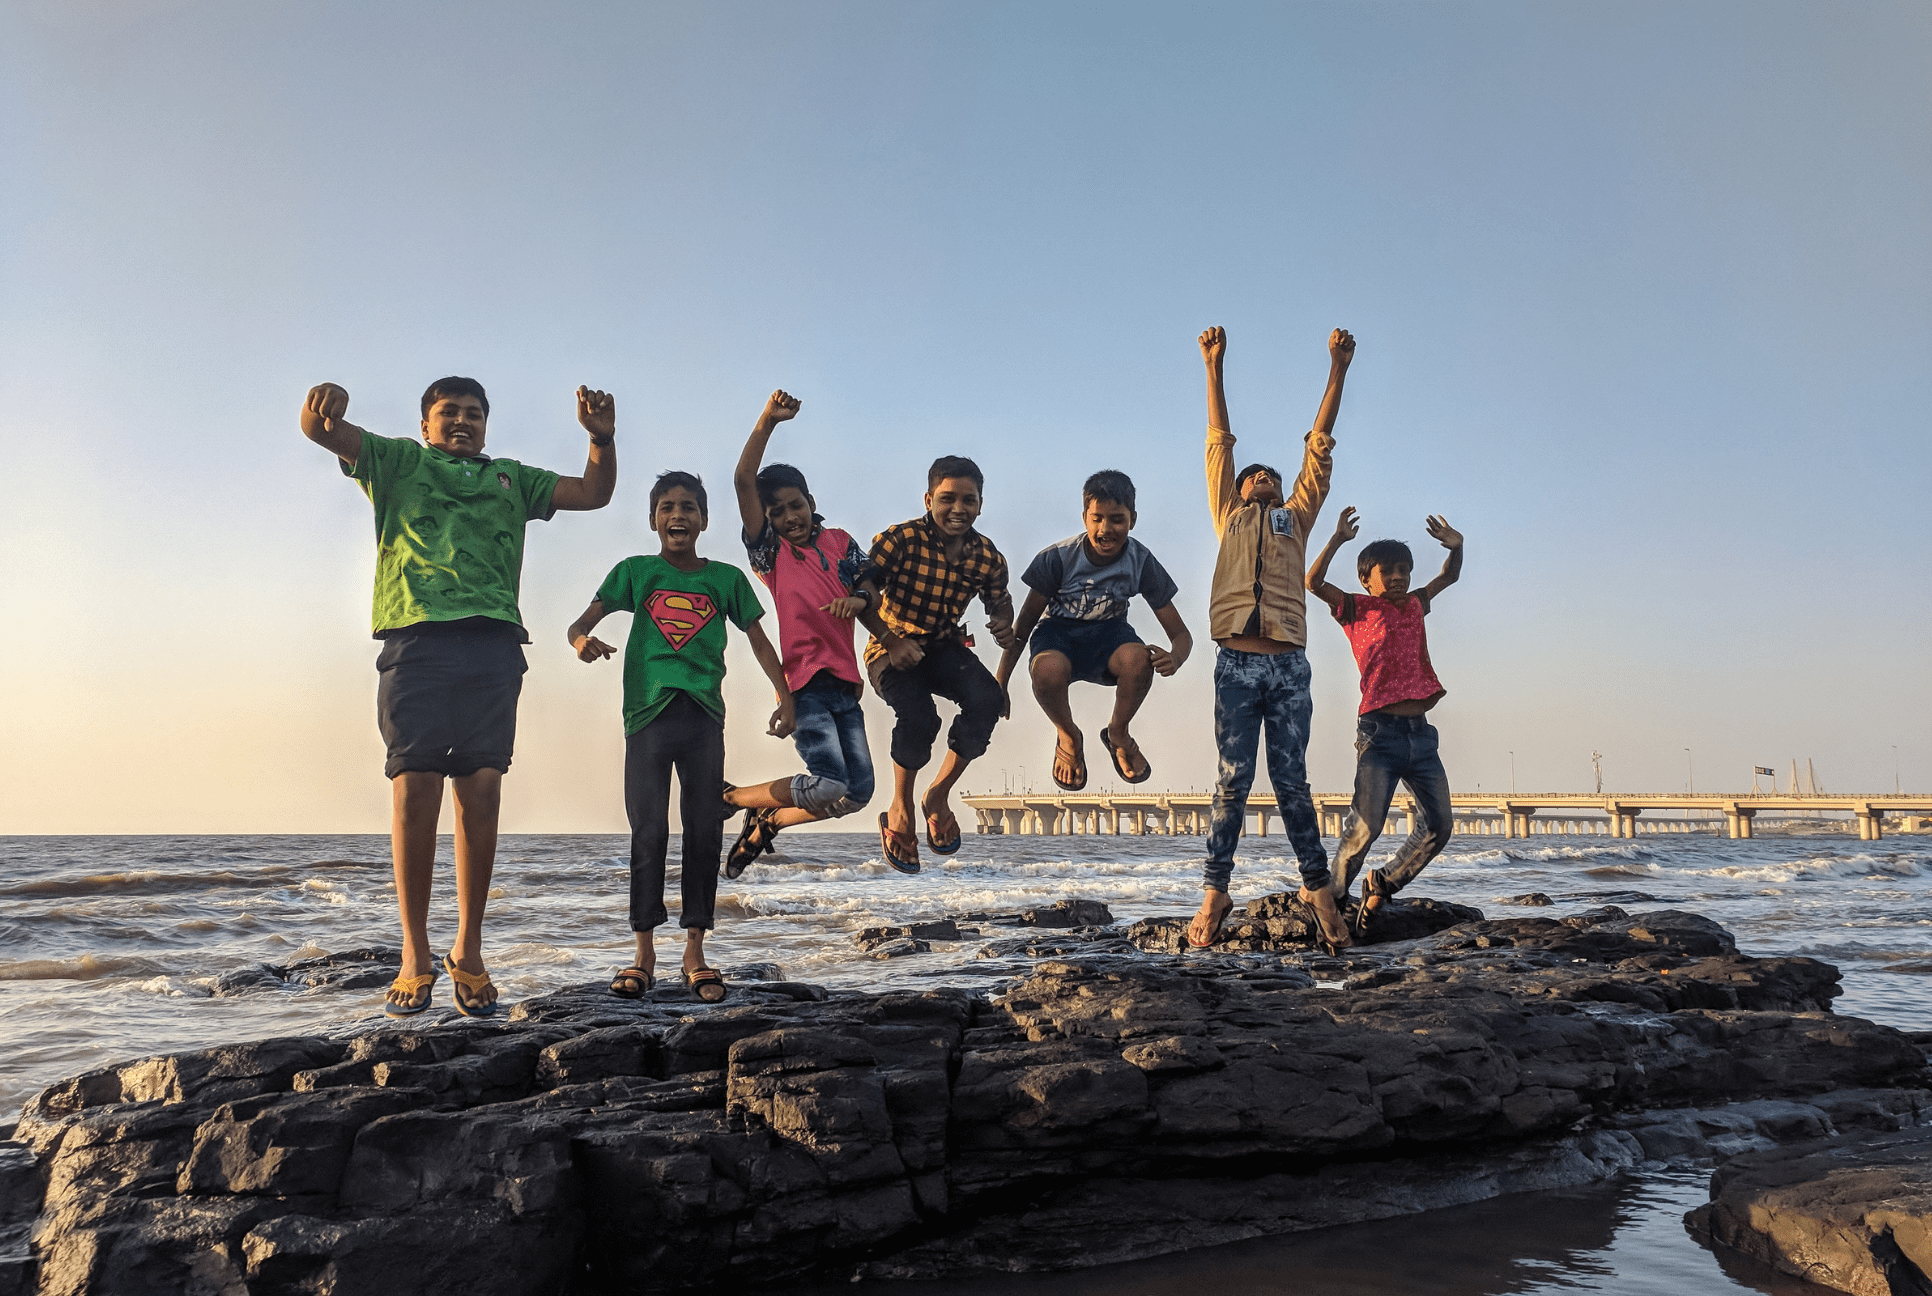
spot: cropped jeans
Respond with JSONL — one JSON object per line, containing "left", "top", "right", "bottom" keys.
{"left": 788, "top": 676, "right": 875, "bottom": 818}
{"left": 1204, "top": 646, "right": 1330, "bottom": 892}
{"left": 1332, "top": 711, "right": 1454, "bottom": 900}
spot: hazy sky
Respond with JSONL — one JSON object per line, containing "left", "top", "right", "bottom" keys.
{"left": 1, "top": 1, "right": 1925, "bottom": 833}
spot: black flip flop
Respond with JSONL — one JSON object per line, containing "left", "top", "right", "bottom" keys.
{"left": 1052, "top": 736, "right": 1088, "bottom": 792}
{"left": 609, "top": 966, "right": 654, "bottom": 999}
{"left": 684, "top": 967, "right": 728, "bottom": 1003}
{"left": 879, "top": 813, "right": 921, "bottom": 875}
{"left": 1100, "top": 727, "right": 1152, "bottom": 784}
{"left": 725, "top": 808, "right": 779, "bottom": 879}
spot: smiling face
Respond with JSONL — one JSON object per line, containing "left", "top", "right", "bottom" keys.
{"left": 652, "top": 486, "right": 708, "bottom": 557}
{"left": 1082, "top": 496, "right": 1135, "bottom": 559}
{"left": 1239, "top": 470, "right": 1282, "bottom": 509}
{"left": 764, "top": 485, "right": 816, "bottom": 546}
{"left": 1364, "top": 559, "right": 1414, "bottom": 600}
{"left": 925, "top": 476, "right": 983, "bottom": 538}
{"left": 422, "top": 394, "right": 488, "bottom": 457}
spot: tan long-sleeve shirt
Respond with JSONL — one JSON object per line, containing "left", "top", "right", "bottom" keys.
{"left": 1204, "top": 424, "right": 1334, "bottom": 647}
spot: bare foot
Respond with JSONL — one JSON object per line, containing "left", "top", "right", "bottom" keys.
{"left": 1052, "top": 730, "right": 1086, "bottom": 790}
{"left": 1188, "top": 890, "right": 1232, "bottom": 947}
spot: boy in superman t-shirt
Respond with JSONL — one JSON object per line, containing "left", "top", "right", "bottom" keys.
{"left": 567, "top": 471, "right": 795, "bottom": 1004}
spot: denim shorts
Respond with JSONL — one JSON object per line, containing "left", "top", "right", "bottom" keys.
{"left": 1028, "top": 616, "right": 1144, "bottom": 686}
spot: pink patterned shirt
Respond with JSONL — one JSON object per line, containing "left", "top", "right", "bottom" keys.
{"left": 1334, "top": 592, "right": 1445, "bottom": 715}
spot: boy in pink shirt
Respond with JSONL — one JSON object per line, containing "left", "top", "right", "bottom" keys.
{"left": 1307, "top": 506, "right": 1465, "bottom": 935}
{"left": 721, "top": 390, "right": 876, "bottom": 874}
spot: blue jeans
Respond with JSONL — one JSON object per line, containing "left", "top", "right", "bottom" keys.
{"left": 1205, "top": 647, "right": 1329, "bottom": 892}
{"left": 788, "top": 676, "right": 874, "bottom": 818}
{"left": 1333, "top": 712, "right": 1454, "bottom": 900}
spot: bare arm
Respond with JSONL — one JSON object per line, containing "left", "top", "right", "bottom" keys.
{"left": 550, "top": 387, "right": 617, "bottom": 511}
{"left": 856, "top": 577, "right": 925, "bottom": 670}
{"left": 300, "top": 383, "right": 365, "bottom": 465}
{"left": 1305, "top": 506, "right": 1359, "bottom": 612}
{"left": 732, "top": 390, "right": 800, "bottom": 541}
{"left": 983, "top": 586, "right": 1017, "bottom": 651}
{"left": 1148, "top": 602, "right": 1193, "bottom": 677}
{"left": 743, "top": 619, "right": 797, "bottom": 738}
{"left": 567, "top": 599, "right": 618, "bottom": 662}
{"left": 1420, "top": 515, "right": 1464, "bottom": 603}
{"left": 994, "top": 589, "right": 1050, "bottom": 694}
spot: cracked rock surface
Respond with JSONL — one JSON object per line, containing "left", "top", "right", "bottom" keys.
{"left": 4, "top": 901, "right": 1927, "bottom": 1295}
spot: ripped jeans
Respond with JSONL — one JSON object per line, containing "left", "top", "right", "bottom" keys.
{"left": 788, "top": 675, "right": 875, "bottom": 818}
{"left": 1204, "top": 646, "right": 1329, "bottom": 892}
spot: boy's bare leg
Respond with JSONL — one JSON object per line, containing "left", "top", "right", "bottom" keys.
{"left": 1028, "top": 652, "right": 1083, "bottom": 787}
{"left": 887, "top": 763, "right": 921, "bottom": 842}
{"left": 389, "top": 773, "right": 444, "bottom": 1007}
{"left": 683, "top": 929, "right": 710, "bottom": 976}
{"left": 725, "top": 776, "right": 823, "bottom": 829}
{"left": 1188, "top": 887, "right": 1233, "bottom": 945}
{"left": 919, "top": 749, "right": 972, "bottom": 829}
{"left": 1103, "top": 644, "right": 1155, "bottom": 777}
{"left": 449, "top": 768, "right": 502, "bottom": 1009}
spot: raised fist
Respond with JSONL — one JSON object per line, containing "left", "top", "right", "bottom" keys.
{"left": 762, "top": 390, "right": 801, "bottom": 425}
{"left": 577, "top": 387, "right": 615, "bottom": 439}
{"left": 302, "top": 383, "right": 349, "bottom": 438}
{"left": 1199, "top": 326, "right": 1226, "bottom": 365}
{"left": 1329, "top": 329, "right": 1355, "bottom": 365}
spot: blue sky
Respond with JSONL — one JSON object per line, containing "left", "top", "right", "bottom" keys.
{"left": 1, "top": 1, "right": 1925, "bottom": 832}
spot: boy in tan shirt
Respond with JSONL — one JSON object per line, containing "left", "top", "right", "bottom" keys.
{"left": 1191, "top": 326, "right": 1355, "bottom": 954}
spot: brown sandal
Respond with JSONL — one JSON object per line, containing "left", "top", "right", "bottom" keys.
{"left": 1299, "top": 886, "right": 1354, "bottom": 955}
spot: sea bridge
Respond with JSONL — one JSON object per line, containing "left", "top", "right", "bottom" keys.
{"left": 959, "top": 792, "right": 1932, "bottom": 841}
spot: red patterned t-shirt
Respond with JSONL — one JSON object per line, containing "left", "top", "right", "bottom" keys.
{"left": 1334, "top": 592, "right": 1445, "bottom": 715}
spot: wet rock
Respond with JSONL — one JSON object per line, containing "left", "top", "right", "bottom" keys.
{"left": 0, "top": 1141, "right": 37, "bottom": 1296}
{"left": 1687, "top": 1126, "right": 1932, "bottom": 1295}
{"left": 1504, "top": 892, "right": 1555, "bottom": 906}
{"left": 1018, "top": 900, "right": 1115, "bottom": 928}
{"left": 869, "top": 939, "right": 932, "bottom": 960}
{"left": 12, "top": 910, "right": 1928, "bottom": 1291}
{"left": 859, "top": 920, "right": 961, "bottom": 949}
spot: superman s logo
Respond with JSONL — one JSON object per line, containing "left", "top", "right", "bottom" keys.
{"left": 645, "top": 589, "right": 718, "bottom": 650}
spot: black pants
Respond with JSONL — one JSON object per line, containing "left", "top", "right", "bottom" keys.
{"left": 871, "top": 636, "right": 1003, "bottom": 771}
{"left": 624, "top": 692, "right": 725, "bottom": 932}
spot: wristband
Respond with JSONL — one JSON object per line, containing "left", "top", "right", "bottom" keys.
{"left": 589, "top": 433, "right": 614, "bottom": 447}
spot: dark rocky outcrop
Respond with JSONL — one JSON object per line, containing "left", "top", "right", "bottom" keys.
{"left": 1687, "top": 1126, "right": 1932, "bottom": 1296}
{"left": 8, "top": 902, "right": 1927, "bottom": 1294}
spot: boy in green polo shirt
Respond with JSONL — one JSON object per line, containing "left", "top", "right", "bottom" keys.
{"left": 567, "top": 471, "right": 796, "bottom": 1004}
{"left": 302, "top": 376, "right": 617, "bottom": 1018}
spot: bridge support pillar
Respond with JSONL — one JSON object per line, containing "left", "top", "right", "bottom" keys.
{"left": 1255, "top": 806, "right": 1270, "bottom": 837}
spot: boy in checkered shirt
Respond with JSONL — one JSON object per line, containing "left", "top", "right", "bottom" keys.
{"left": 858, "top": 455, "right": 1017, "bottom": 873}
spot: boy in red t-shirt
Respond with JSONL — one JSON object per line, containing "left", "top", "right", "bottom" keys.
{"left": 1307, "top": 506, "right": 1465, "bottom": 935}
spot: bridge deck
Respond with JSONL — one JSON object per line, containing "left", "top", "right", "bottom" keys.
{"left": 960, "top": 793, "right": 1932, "bottom": 841}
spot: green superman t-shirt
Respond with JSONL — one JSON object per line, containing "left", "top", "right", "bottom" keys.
{"left": 344, "top": 430, "right": 561, "bottom": 638}
{"left": 595, "top": 555, "right": 765, "bottom": 734}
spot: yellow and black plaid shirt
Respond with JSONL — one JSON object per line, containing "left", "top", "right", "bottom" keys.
{"left": 862, "top": 515, "right": 1009, "bottom": 665}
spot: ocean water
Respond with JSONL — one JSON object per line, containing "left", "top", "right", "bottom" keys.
{"left": 3, "top": 826, "right": 1928, "bottom": 1294}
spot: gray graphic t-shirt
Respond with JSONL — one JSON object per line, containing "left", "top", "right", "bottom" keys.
{"left": 1021, "top": 535, "right": 1179, "bottom": 622}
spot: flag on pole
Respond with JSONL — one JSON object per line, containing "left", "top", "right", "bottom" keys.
{"left": 1755, "top": 767, "right": 1775, "bottom": 776}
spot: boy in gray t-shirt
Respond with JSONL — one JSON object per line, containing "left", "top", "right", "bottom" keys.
{"left": 995, "top": 471, "right": 1194, "bottom": 790}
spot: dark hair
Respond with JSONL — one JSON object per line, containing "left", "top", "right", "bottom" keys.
{"left": 1357, "top": 539, "right": 1414, "bottom": 582}
{"left": 755, "top": 462, "right": 812, "bottom": 510}
{"left": 1235, "top": 463, "right": 1280, "bottom": 491}
{"left": 927, "top": 455, "right": 984, "bottom": 492}
{"left": 1082, "top": 469, "right": 1136, "bottom": 513}
{"left": 650, "top": 470, "right": 709, "bottom": 522}
{"left": 421, "top": 376, "right": 489, "bottom": 419}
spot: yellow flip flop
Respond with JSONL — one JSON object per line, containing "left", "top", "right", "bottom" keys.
{"left": 443, "top": 953, "right": 499, "bottom": 1017}
{"left": 383, "top": 969, "right": 437, "bottom": 1017}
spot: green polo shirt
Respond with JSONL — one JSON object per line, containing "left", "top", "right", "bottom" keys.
{"left": 344, "top": 430, "right": 560, "bottom": 638}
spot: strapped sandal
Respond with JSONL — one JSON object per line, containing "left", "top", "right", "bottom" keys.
{"left": 1100, "top": 727, "right": 1152, "bottom": 785}
{"left": 609, "top": 966, "right": 653, "bottom": 1000}
{"left": 719, "top": 783, "right": 741, "bottom": 822}
{"left": 725, "top": 808, "right": 780, "bottom": 879}
{"left": 684, "top": 967, "right": 728, "bottom": 1004}
{"left": 1187, "top": 895, "right": 1232, "bottom": 949}
{"left": 879, "top": 813, "right": 921, "bottom": 875}
{"left": 442, "top": 953, "right": 499, "bottom": 1018}
{"left": 383, "top": 969, "right": 437, "bottom": 1018}
{"left": 1356, "top": 870, "right": 1393, "bottom": 939}
{"left": 1051, "top": 734, "right": 1088, "bottom": 792}
{"left": 1298, "top": 886, "right": 1354, "bottom": 956}
{"left": 925, "top": 808, "right": 962, "bottom": 856}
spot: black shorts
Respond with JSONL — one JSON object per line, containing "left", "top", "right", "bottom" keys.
{"left": 375, "top": 619, "right": 527, "bottom": 778}
{"left": 1027, "top": 616, "right": 1143, "bottom": 686}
